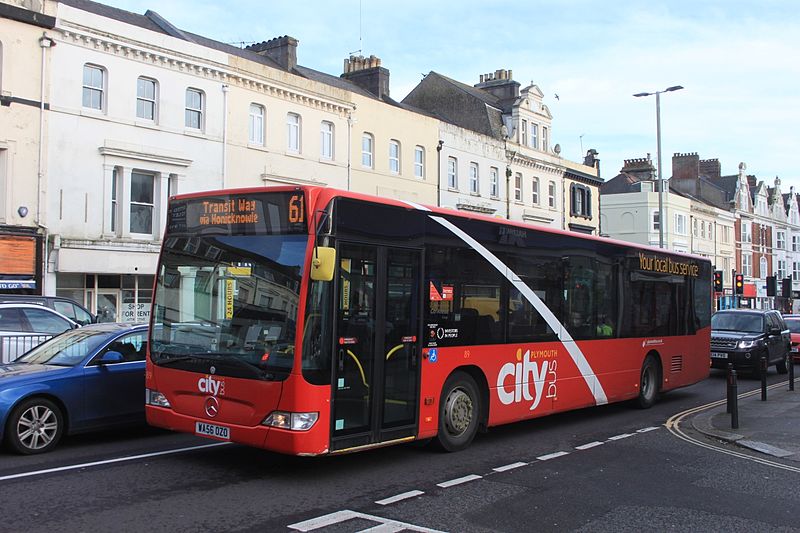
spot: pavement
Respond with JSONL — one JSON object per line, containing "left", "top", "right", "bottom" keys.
{"left": 691, "top": 370, "right": 800, "bottom": 461}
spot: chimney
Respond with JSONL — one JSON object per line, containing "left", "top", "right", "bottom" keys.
{"left": 246, "top": 36, "right": 299, "bottom": 71}
{"left": 474, "top": 68, "right": 520, "bottom": 100}
{"left": 671, "top": 152, "right": 700, "bottom": 181}
{"left": 699, "top": 158, "right": 721, "bottom": 179}
{"left": 620, "top": 154, "right": 656, "bottom": 181}
{"left": 341, "top": 55, "right": 390, "bottom": 99}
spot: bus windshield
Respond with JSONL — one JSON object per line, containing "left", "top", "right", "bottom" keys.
{"left": 150, "top": 233, "right": 307, "bottom": 380}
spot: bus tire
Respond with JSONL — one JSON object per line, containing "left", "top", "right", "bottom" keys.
{"left": 635, "top": 355, "right": 661, "bottom": 409}
{"left": 435, "top": 371, "right": 480, "bottom": 452}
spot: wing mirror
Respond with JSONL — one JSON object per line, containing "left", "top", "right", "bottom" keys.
{"left": 310, "top": 246, "right": 336, "bottom": 282}
{"left": 98, "top": 350, "right": 124, "bottom": 364}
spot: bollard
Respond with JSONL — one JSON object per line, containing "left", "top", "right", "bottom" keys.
{"left": 730, "top": 368, "right": 739, "bottom": 429}
{"left": 760, "top": 355, "right": 768, "bottom": 401}
{"left": 726, "top": 362, "right": 734, "bottom": 414}
{"left": 790, "top": 355, "right": 795, "bottom": 392}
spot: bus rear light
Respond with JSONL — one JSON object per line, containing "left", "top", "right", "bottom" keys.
{"left": 262, "top": 411, "right": 318, "bottom": 431}
{"left": 146, "top": 389, "right": 172, "bottom": 408}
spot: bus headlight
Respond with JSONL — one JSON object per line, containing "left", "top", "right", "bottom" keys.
{"left": 146, "top": 389, "right": 172, "bottom": 408}
{"left": 262, "top": 411, "right": 319, "bottom": 431}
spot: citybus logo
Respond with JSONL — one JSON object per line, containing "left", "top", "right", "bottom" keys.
{"left": 198, "top": 375, "right": 225, "bottom": 396}
{"left": 496, "top": 348, "right": 557, "bottom": 411}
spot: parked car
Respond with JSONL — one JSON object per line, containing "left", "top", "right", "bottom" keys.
{"left": 0, "top": 323, "right": 148, "bottom": 454}
{"left": 782, "top": 314, "right": 800, "bottom": 362}
{"left": 0, "top": 295, "right": 95, "bottom": 326}
{"left": 0, "top": 303, "right": 80, "bottom": 363}
{"left": 710, "top": 309, "right": 791, "bottom": 375}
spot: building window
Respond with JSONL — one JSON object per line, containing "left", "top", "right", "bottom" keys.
{"left": 185, "top": 88, "right": 203, "bottom": 130}
{"left": 320, "top": 121, "right": 334, "bottom": 159}
{"left": 794, "top": 262, "right": 800, "bottom": 282}
{"left": 722, "top": 226, "right": 731, "bottom": 244}
{"left": 778, "top": 259, "right": 787, "bottom": 279}
{"left": 652, "top": 210, "right": 660, "bottom": 231}
{"left": 760, "top": 257, "right": 768, "bottom": 278}
{"left": 110, "top": 168, "right": 118, "bottom": 233}
{"left": 136, "top": 77, "right": 157, "bottom": 120}
{"left": 287, "top": 113, "right": 301, "bottom": 152}
{"left": 447, "top": 157, "right": 458, "bottom": 189}
{"left": 741, "top": 223, "right": 752, "bottom": 243}
{"left": 542, "top": 127, "right": 549, "bottom": 152}
{"left": 362, "top": 133, "right": 374, "bottom": 168}
{"left": 469, "top": 162, "right": 479, "bottom": 194}
{"left": 414, "top": 146, "right": 425, "bottom": 179}
{"left": 793, "top": 235, "right": 800, "bottom": 252}
{"left": 490, "top": 167, "right": 499, "bottom": 198}
{"left": 742, "top": 254, "right": 752, "bottom": 277}
{"left": 693, "top": 219, "right": 698, "bottom": 237}
{"left": 531, "top": 178, "right": 540, "bottom": 205}
{"left": 130, "top": 171, "right": 155, "bottom": 235}
{"left": 674, "top": 213, "right": 687, "bottom": 235}
{"left": 82, "top": 64, "right": 105, "bottom": 110}
{"left": 570, "top": 184, "right": 592, "bottom": 217}
{"left": 248, "top": 104, "right": 265, "bottom": 145}
{"left": 520, "top": 119, "right": 527, "bottom": 146}
{"left": 548, "top": 181, "right": 556, "bottom": 208}
{"left": 777, "top": 231, "right": 786, "bottom": 250}
{"left": 514, "top": 173, "right": 522, "bottom": 201}
{"left": 531, "top": 124, "right": 538, "bottom": 149}
{"left": 389, "top": 140, "right": 400, "bottom": 174}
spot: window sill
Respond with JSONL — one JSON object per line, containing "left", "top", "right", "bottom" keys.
{"left": 247, "top": 143, "right": 269, "bottom": 152}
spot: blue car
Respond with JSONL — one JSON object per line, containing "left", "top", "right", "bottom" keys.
{"left": 1, "top": 323, "right": 148, "bottom": 454}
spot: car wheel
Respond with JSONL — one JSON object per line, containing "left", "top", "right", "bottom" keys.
{"left": 5, "top": 397, "right": 64, "bottom": 454}
{"left": 635, "top": 355, "right": 661, "bottom": 409}
{"left": 776, "top": 353, "right": 789, "bottom": 374}
{"left": 435, "top": 372, "right": 480, "bottom": 452}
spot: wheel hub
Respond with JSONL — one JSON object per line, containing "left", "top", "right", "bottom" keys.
{"left": 445, "top": 388, "right": 473, "bottom": 436}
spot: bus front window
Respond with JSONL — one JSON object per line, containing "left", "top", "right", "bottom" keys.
{"left": 151, "top": 234, "right": 307, "bottom": 380}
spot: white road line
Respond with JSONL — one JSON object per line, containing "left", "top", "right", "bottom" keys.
{"left": 492, "top": 462, "right": 528, "bottom": 472}
{"left": 436, "top": 474, "right": 482, "bottom": 488}
{"left": 288, "top": 510, "right": 446, "bottom": 532}
{"left": 375, "top": 490, "right": 425, "bottom": 506}
{"left": 536, "top": 451, "right": 569, "bottom": 461}
{"left": 289, "top": 510, "right": 357, "bottom": 531}
{"left": 0, "top": 442, "right": 230, "bottom": 482}
{"left": 608, "top": 433, "right": 635, "bottom": 441}
{"left": 359, "top": 524, "right": 406, "bottom": 533}
{"left": 575, "top": 441, "right": 604, "bottom": 450}
{"left": 637, "top": 426, "right": 661, "bottom": 433}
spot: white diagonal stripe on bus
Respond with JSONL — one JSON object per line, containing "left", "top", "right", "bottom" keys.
{"left": 428, "top": 215, "right": 608, "bottom": 405}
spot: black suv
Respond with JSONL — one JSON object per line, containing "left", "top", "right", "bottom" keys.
{"left": 710, "top": 309, "right": 791, "bottom": 375}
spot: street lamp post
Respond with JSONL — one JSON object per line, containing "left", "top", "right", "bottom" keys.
{"left": 634, "top": 85, "right": 684, "bottom": 249}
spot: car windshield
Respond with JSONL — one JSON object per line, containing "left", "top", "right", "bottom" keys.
{"left": 785, "top": 319, "right": 800, "bottom": 334}
{"left": 711, "top": 313, "right": 764, "bottom": 333}
{"left": 18, "top": 329, "right": 112, "bottom": 366}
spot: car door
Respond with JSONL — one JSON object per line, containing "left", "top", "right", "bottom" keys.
{"left": 81, "top": 332, "right": 147, "bottom": 429}
{"left": 765, "top": 312, "right": 782, "bottom": 364}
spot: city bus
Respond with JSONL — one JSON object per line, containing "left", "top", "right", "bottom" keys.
{"left": 145, "top": 186, "right": 712, "bottom": 455}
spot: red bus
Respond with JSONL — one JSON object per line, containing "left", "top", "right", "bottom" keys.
{"left": 145, "top": 186, "right": 711, "bottom": 454}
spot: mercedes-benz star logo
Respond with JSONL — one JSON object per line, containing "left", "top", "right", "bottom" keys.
{"left": 209, "top": 365, "right": 216, "bottom": 375}
{"left": 204, "top": 396, "right": 219, "bottom": 418}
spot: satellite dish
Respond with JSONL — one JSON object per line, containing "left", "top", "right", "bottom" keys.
{"left": 553, "top": 143, "right": 561, "bottom": 155}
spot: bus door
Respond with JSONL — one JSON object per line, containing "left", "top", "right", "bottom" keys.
{"left": 332, "top": 243, "right": 421, "bottom": 451}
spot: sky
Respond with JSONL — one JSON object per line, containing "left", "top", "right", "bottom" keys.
{"left": 99, "top": 0, "right": 800, "bottom": 191}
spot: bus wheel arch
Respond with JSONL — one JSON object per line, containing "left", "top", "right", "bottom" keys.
{"left": 636, "top": 351, "right": 662, "bottom": 409}
{"left": 435, "top": 366, "right": 487, "bottom": 452}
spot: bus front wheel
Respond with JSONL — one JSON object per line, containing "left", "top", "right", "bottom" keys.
{"left": 436, "top": 372, "right": 480, "bottom": 452}
{"left": 635, "top": 355, "right": 661, "bottom": 409}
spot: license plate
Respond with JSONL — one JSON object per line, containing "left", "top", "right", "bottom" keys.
{"left": 195, "top": 421, "right": 230, "bottom": 440}
{"left": 710, "top": 352, "right": 728, "bottom": 359}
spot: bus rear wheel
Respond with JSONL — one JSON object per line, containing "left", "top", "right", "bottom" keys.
{"left": 636, "top": 355, "right": 661, "bottom": 409}
{"left": 436, "top": 372, "right": 480, "bottom": 452}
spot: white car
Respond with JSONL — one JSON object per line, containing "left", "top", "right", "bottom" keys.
{"left": 0, "top": 303, "right": 79, "bottom": 363}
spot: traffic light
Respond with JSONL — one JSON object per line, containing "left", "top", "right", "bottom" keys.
{"left": 713, "top": 271, "right": 723, "bottom": 293}
{"left": 734, "top": 273, "right": 744, "bottom": 294}
{"left": 766, "top": 275, "right": 777, "bottom": 297}
{"left": 782, "top": 277, "right": 792, "bottom": 298}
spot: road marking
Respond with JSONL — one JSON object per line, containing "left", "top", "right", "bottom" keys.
{"left": 375, "top": 490, "right": 425, "bottom": 506}
{"left": 575, "top": 441, "right": 604, "bottom": 450}
{"left": 536, "top": 451, "right": 569, "bottom": 461}
{"left": 637, "top": 426, "right": 661, "bottom": 433}
{"left": 0, "top": 442, "right": 230, "bottom": 482}
{"left": 493, "top": 461, "right": 528, "bottom": 472}
{"left": 608, "top": 433, "right": 634, "bottom": 441}
{"left": 436, "top": 474, "right": 482, "bottom": 488}
{"left": 287, "top": 510, "right": 446, "bottom": 532}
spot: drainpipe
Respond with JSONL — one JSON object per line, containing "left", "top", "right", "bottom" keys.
{"left": 221, "top": 83, "right": 229, "bottom": 188}
{"left": 436, "top": 140, "right": 443, "bottom": 206}
{"left": 347, "top": 109, "right": 354, "bottom": 191}
{"left": 38, "top": 33, "right": 55, "bottom": 294}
